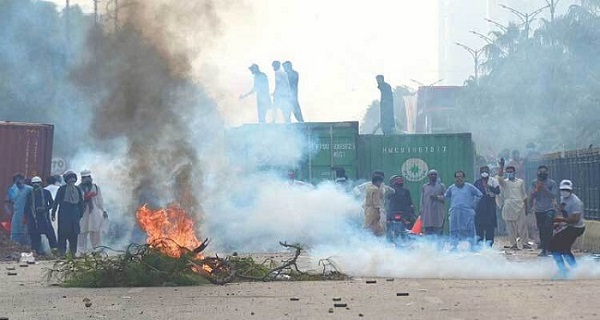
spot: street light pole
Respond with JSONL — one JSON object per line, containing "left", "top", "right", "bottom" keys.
{"left": 455, "top": 42, "right": 483, "bottom": 84}
{"left": 498, "top": 4, "right": 549, "bottom": 38}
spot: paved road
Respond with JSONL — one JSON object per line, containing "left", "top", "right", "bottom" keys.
{"left": 2, "top": 260, "right": 600, "bottom": 320}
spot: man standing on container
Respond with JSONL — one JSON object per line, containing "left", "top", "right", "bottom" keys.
{"left": 530, "top": 165, "right": 558, "bottom": 256}
{"left": 52, "top": 171, "right": 84, "bottom": 257}
{"left": 445, "top": 171, "right": 482, "bottom": 251}
{"left": 549, "top": 180, "right": 585, "bottom": 279}
{"left": 7, "top": 173, "right": 32, "bottom": 246}
{"left": 498, "top": 159, "right": 530, "bottom": 250}
{"left": 282, "top": 61, "right": 304, "bottom": 122}
{"left": 24, "top": 176, "right": 57, "bottom": 255}
{"left": 364, "top": 174, "right": 384, "bottom": 236}
{"left": 240, "top": 64, "right": 271, "bottom": 124}
{"left": 271, "top": 60, "right": 293, "bottom": 123}
{"left": 473, "top": 166, "right": 501, "bottom": 247}
{"left": 78, "top": 170, "right": 108, "bottom": 254}
{"left": 376, "top": 75, "right": 395, "bottom": 135}
{"left": 420, "top": 169, "right": 446, "bottom": 236}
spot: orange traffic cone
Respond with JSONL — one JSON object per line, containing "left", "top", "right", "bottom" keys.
{"left": 410, "top": 216, "right": 422, "bottom": 234}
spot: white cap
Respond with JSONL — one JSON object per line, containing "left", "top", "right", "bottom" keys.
{"left": 81, "top": 169, "right": 92, "bottom": 177}
{"left": 559, "top": 179, "right": 573, "bottom": 191}
{"left": 31, "top": 176, "right": 42, "bottom": 183}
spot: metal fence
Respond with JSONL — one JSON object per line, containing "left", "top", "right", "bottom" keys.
{"left": 525, "top": 148, "right": 600, "bottom": 220}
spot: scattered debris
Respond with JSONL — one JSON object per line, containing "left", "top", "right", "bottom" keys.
{"left": 18, "top": 264, "right": 28, "bottom": 268}
{"left": 332, "top": 298, "right": 342, "bottom": 301}
{"left": 334, "top": 303, "right": 347, "bottom": 308}
{"left": 7, "top": 272, "right": 17, "bottom": 276}
{"left": 365, "top": 280, "right": 377, "bottom": 284}
{"left": 418, "top": 289, "right": 428, "bottom": 292}
{"left": 359, "top": 314, "right": 364, "bottom": 317}
{"left": 83, "top": 298, "right": 92, "bottom": 308}
{"left": 386, "top": 278, "right": 395, "bottom": 282}
{"left": 328, "top": 308, "right": 334, "bottom": 313}
{"left": 290, "top": 298, "right": 300, "bottom": 301}
{"left": 397, "top": 293, "right": 410, "bottom": 296}
{"left": 5, "top": 266, "right": 15, "bottom": 271}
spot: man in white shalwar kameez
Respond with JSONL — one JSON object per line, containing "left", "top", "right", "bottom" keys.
{"left": 78, "top": 170, "right": 108, "bottom": 253}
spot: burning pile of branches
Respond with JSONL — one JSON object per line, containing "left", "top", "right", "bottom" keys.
{"left": 45, "top": 204, "right": 348, "bottom": 287}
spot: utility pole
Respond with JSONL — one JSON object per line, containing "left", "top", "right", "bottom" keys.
{"left": 484, "top": 18, "right": 508, "bottom": 32}
{"left": 499, "top": 4, "right": 549, "bottom": 38}
{"left": 455, "top": 42, "right": 484, "bottom": 84}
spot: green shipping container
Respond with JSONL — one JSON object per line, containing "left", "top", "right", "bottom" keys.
{"left": 227, "top": 122, "right": 359, "bottom": 184}
{"left": 357, "top": 133, "right": 474, "bottom": 213}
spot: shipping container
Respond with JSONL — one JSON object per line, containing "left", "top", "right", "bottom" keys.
{"left": 226, "top": 122, "right": 359, "bottom": 184}
{"left": 0, "top": 121, "right": 54, "bottom": 221}
{"left": 357, "top": 133, "right": 474, "bottom": 213}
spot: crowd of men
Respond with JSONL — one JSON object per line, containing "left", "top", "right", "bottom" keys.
{"left": 241, "top": 60, "right": 305, "bottom": 124}
{"left": 355, "top": 160, "right": 585, "bottom": 278}
{"left": 4, "top": 170, "right": 108, "bottom": 257}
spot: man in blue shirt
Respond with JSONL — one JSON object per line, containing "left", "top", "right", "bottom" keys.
{"left": 445, "top": 170, "right": 483, "bottom": 251}
{"left": 8, "top": 173, "right": 33, "bottom": 245}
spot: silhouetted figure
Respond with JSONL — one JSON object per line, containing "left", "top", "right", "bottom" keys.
{"left": 240, "top": 64, "right": 271, "bottom": 124}
{"left": 283, "top": 61, "right": 304, "bottom": 122}
{"left": 376, "top": 75, "right": 395, "bottom": 135}
{"left": 272, "top": 60, "right": 293, "bottom": 123}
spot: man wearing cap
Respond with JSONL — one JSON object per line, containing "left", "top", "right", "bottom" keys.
{"left": 240, "top": 63, "right": 271, "bottom": 124}
{"left": 24, "top": 177, "right": 57, "bottom": 255}
{"left": 420, "top": 169, "right": 446, "bottom": 236}
{"left": 7, "top": 173, "right": 33, "bottom": 246}
{"left": 549, "top": 180, "right": 585, "bottom": 278}
{"left": 529, "top": 165, "right": 558, "bottom": 256}
{"left": 52, "top": 171, "right": 85, "bottom": 256}
{"left": 271, "top": 60, "right": 293, "bottom": 123}
{"left": 498, "top": 159, "right": 530, "bottom": 250}
{"left": 78, "top": 170, "right": 108, "bottom": 254}
{"left": 375, "top": 75, "right": 395, "bottom": 135}
{"left": 473, "top": 166, "right": 501, "bottom": 247}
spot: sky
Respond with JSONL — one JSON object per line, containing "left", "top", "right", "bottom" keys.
{"left": 52, "top": 0, "right": 440, "bottom": 125}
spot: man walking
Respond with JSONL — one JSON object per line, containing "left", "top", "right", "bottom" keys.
{"left": 474, "top": 166, "right": 501, "bottom": 247}
{"left": 376, "top": 75, "right": 395, "bottom": 135}
{"left": 420, "top": 169, "right": 446, "bottom": 236}
{"left": 445, "top": 171, "right": 482, "bottom": 250}
{"left": 24, "top": 176, "right": 57, "bottom": 255}
{"left": 52, "top": 171, "right": 84, "bottom": 257}
{"left": 550, "top": 180, "right": 585, "bottom": 279}
{"left": 282, "top": 61, "right": 304, "bottom": 122}
{"left": 529, "top": 165, "right": 558, "bottom": 256}
{"left": 498, "top": 160, "right": 529, "bottom": 250}
{"left": 240, "top": 64, "right": 271, "bottom": 124}
{"left": 78, "top": 170, "right": 108, "bottom": 254}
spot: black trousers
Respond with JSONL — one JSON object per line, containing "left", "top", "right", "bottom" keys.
{"left": 58, "top": 232, "right": 78, "bottom": 256}
{"left": 535, "top": 210, "right": 554, "bottom": 251}
{"left": 476, "top": 224, "right": 495, "bottom": 247}
{"left": 30, "top": 231, "right": 58, "bottom": 255}
{"left": 549, "top": 226, "right": 585, "bottom": 254}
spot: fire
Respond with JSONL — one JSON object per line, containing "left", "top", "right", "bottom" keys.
{"left": 136, "top": 204, "right": 204, "bottom": 259}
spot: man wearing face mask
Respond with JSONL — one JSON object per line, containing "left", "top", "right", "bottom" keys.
{"left": 78, "top": 170, "right": 109, "bottom": 254}
{"left": 445, "top": 171, "right": 483, "bottom": 251}
{"left": 52, "top": 171, "right": 85, "bottom": 257}
{"left": 549, "top": 180, "right": 585, "bottom": 279}
{"left": 7, "top": 173, "right": 33, "bottom": 246}
{"left": 385, "top": 175, "right": 415, "bottom": 243}
{"left": 473, "top": 166, "right": 501, "bottom": 248}
{"left": 497, "top": 159, "right": 529, "bottom": 250}
{"left": 420, "top": 169, "right": 446, "bottom": 236}
{"left": 529, "top": 165, "right": 558, "bottom": 257}
{"left": 24, "top": 176, "right": 57, "bottom": 255}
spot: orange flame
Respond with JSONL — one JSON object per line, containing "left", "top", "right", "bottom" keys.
{"left": 136, "top": 204, "right": 203, "bottom": 260}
